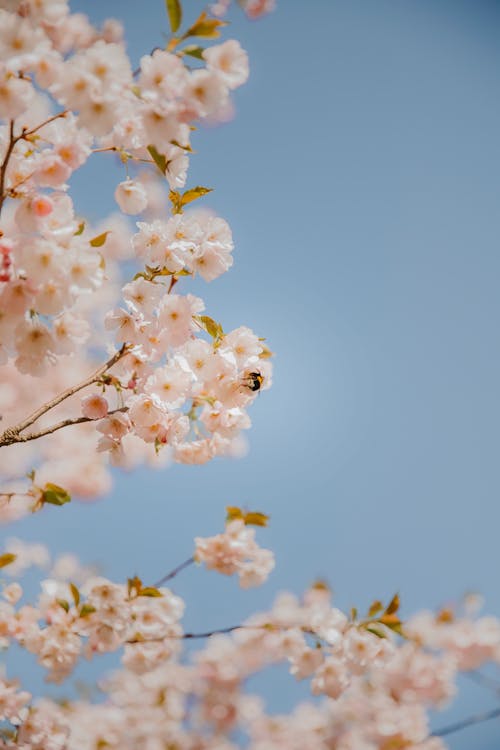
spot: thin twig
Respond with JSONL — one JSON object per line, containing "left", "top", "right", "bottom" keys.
{"left": 21, "top": 110, "right": 69, "bottom": 139}
{"left": 0, "top": 120, "right": 16, "bottom": 213}
{"left": 182, "top": 624, "right": 247, "bottom": 639}
{"left": 464, "top": 670, "right": 500, "bottom": 695}
{"left": 432, "top": 705, "right": 500, "bottom": 737}
{"left": 10, "top": 408, "right": 128, "bottom": 445}
{"left": 0, "top": 345, "right": 129, "bottom": 448}
{"left": 127, "top": 624, "right": 260, "bottom": 645}
{"left": 154, "top": 556, "right": 195, "bottom": 588}
{"left": 0, "top": 111, "right": 68, "bottom": 214}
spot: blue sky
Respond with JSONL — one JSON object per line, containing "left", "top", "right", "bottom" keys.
{"left": 7, "top": 1, "right": 500, "bottom": 746}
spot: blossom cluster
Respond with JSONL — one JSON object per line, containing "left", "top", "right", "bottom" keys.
{"left": 1, "top": 3, "right": 497, "bottom": 750}
{"left": 0, "top": 0, "right": 272, "bottom": 511}
{"left": 2, "top": 527, "right": 500, "bottom": 749}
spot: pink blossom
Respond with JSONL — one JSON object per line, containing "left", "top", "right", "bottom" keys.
{"left": 203, "top": 41, "right": 249, "bottom": 90}
{"left": 81, "top": 393, "right": 109, "bottom": 420}
{"left": 114, "top": 179, "right": 148, "bottom": 215}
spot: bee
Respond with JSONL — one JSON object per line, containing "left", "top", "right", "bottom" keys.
{"left": 241, "top": 371, "right": 264, "bottom": 392}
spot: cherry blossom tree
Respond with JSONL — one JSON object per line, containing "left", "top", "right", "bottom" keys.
{"left": 0, "top": 1, "right": 499, "bottom": 748}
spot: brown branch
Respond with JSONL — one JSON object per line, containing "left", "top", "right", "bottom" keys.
{"left": 0, "top": 120, "right": 16, "bottom": 214}
{"left": 154, "top": 556, "right": 195, "bottom": 588}
{"left": 433, "top": 705, "right": 500, "bottom": 737}
{"left": 9, "top": 407, "right": 128, "bottom": 446}
{"left": 0, "top": 345, "right": 129, "bottom": 448}
{"left": 21, "top": 110, "right": 69, "bottom": 140}
{"left": 0, "top": 110, "right": 68, "bottom": 215}
{"left": 464, "top": 670, "right": 500, "bottom": 696}
{"left": 127, "top": 624, "right": 261, "bottom": 645}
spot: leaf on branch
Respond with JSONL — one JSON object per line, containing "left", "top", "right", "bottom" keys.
{"left": 74, "top": 221, "right": 85, "bottom": 236}
{"left": 385, "top": 592, "right": 400, "bottom": 616}
{"left": 57, "top": 599, "right": 70, "bottom": 613}
{"left": 436, "top": 607, "right": 454, "bottom": 623}
{"left": 259, "top": 344, "right": 274, "bottom": 359}
{"left": 244, "top": 511, "right": 269, "bottom": 527}
{"left": 368, "top": 600, "right": 383, "bottom": 617}
{"left": 183, "top": 11, "right": 227, "bottom": 40}
{"left": 226, "top": 506, "right": 269, "bottom": 527}
{"left": 41, "top": 483, "right": 71, "bottom": 506}
{"left": 311, "top": 578, "right": 330, "bottom": 592}
{"left": 166, "top": 0, "right": 182, "bottom": 33}
{"left": 181, "top": 185, "right": 212, "bottom": 206}
{"left": 378, "top": 613, "right": 401, "bottom": 627}
{"left": 79, "top": 603, "right": 96, "bottom": 618}
{"left": 226, "top": 505, "right": 243, "bottom": 522}
{"left": 139, "top": 587, "right": 163, "bottom": 597}
{"left": 169, "top": 186, "right": 213, "bottom": 215}
{"left": 0, "top": 553, "right": 16, "bottom": 569}
{"left": 365, "top": 624, "right": 387, "bottom": 639}
{"left": 89, "top": 232, "right": 110, "bottom": 248}
{"left": 182, "top": 45, "right": 205, "bottom": 60}
{"left": 127, "top": 576, "right": 142, "bottom": 598}
{"left": 69, "top": 582, "right": 80, "bottom": 607}
{"left": 170, "top": 139, "right": 194, "bottom": 153}
{"left": 193, "top": 315, "right": 224, "bottom": 346}
{"left": 147, "top": 144, "right": 168, "bottom": 175}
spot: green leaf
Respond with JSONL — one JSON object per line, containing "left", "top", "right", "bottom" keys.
{"left": 0, "top": 553, "right": 16, "bottom": 569}
{"left": 195, "top": 315, "right": 223, "bottom": 341}
{"left": 169, "top": 190, "right": 183, "bottom": 214}
{"left": 225, "top": 506, "right": 269, "bottom": 527}
{"left": 166, "top": 0, "right": 182, "bottom": 33}
{"left": 365, "top": 624, "right": 387, "bottom": 639}
{"left": 56, "top": 599, "right": 70, "bottom": 613}
{"left": 181, "top": 185, "right": 212, "bottom": 207}
{"left": 139, "top": 587, "right": 163, "bottom": 597}
{"left": 79, "top": 603, "right": 96, "bottom": 618}
{"left": 385, "top": 593, "right": 400, "bottom": 616}
{"left": 170, "top": 139, "right": 193, "bottom": 153}
{"left": 183, "top": 11, "right": 227, "bottom": 40}
{"left": 69, "top": 582, "right": 80, "bottom": 608}
{"left": 226, "top": 506, "right": 244, "bottom": 522}
{"left": 147, "top": 144, "right": 168, "bottom": 175}
{"left": 169, "top": 186, "right": 213, "bottom": 215}
{"left": 89, "top": 232, "right": 110, "bottom": 248}
{"left": 41, "top": 483, "right": 71, "bottom": 506}
{"left": 182, "top": 45, "right": 205, "bottom": 60}
{"left": 378, "top": 613, "right": 401, "bottom": 628}
{"left": 74, "top": 221, "right": 85, "bottom": 236}
{"left": 127, "top": 576, "right": 142, "bottom": 598}
{"left": 243, "top": 511, "right": 269, "bottom": 527}
{"left": 368, "top": 600, "right": 383, "bottom": 618}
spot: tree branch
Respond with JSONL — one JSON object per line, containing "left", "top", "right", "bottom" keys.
{"left": 127, "top": 624, "right": 261, "bottom": 645}
{"left": 0, "top": 120, "right": 15, "bottom": 214}
{"left": 8, "top": 408, "right": 128, "bottom": 445}
{"left": 0, "top": 111, "right": 68, "bottom": 215}
{"left": 464, "top": 670, "right": 500, "bottom": 696}
{"left": 433, "top": 705, "right": 500, "bottom": 737}
{"left": 0, "top": 345, "right": 129, "bottom": 448}
{"left": 154, "top": 556, "right": 195, "bottom": 588}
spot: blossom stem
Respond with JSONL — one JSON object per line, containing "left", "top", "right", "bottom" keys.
{"left": 127, "top": 624, "right": 261, "bottom": 645}
{"left": 0, "top": 111, "right": 68, "bottom": 215}
{"left": 0, "top": 344, "right": 129, "bottom": 448}
{"left": 182, "top": 624, "right": 247, "bottom": 639}
{"left": 6, "top": 407, "right": 129, "bottom": 445}
{"left": 433, "top": 705, "right": 500, "bottom": 737}
{"left": 154, "top": 556, "right": 195, "bottom": 587}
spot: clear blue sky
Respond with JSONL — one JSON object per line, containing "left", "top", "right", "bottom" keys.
{"left": 8, "top": 1, "right": 500, "bottom": 746}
